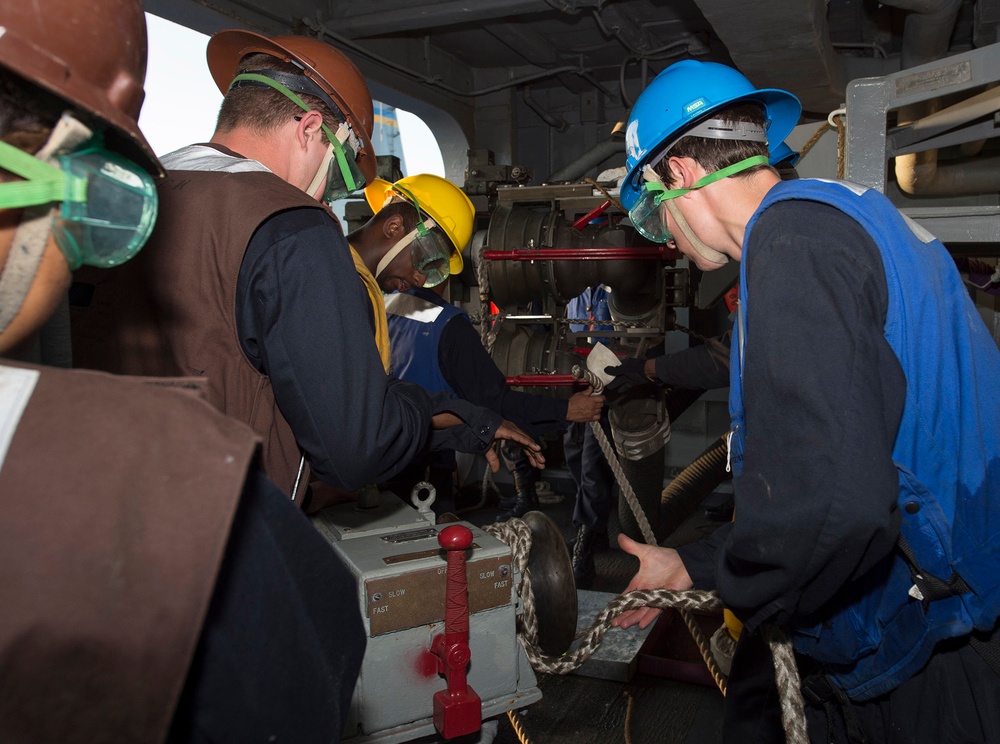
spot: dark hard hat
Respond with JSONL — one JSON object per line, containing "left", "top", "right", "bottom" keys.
{"left": 207, "top": 30, "right": 376, "bottom": 183}
{"left": 0, "top": 0, "right": 162, "bottom": 177}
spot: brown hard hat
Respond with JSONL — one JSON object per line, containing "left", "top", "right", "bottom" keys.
{"left": 0, "top": 0, "right": 162, "bottom": 177}
{"left": 207, "top": 30, "right": 376, "bottom": 183}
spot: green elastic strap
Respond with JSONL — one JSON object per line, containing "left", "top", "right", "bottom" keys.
{"left": 0, "top": 139, "right": 86, "bottom": 208}
{"left": 643, "top": 154, "right": 770, "bottom": 206}
{"left": 231, "top": 72, "right": 357, "bottom": 192}
{"left": 392, "top": 183, "right": 431, "bottom": 238}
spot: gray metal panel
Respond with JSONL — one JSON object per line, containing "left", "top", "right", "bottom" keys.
{"left": 906, "top": 207, "right": 1000, "bottom": 244}
{"left": 312, "top": 493, "right": 434, "bottom": 541}
{"left": 846, "top": 44, "right": 1000, "bottom": 192}
{"left": 355, "top": 606, "right": 522, "bottom": 734}
{"left": 318, "top": 512, "right": 540, "bottom": 742}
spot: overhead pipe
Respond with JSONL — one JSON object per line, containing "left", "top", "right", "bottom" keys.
{"left": 893, "top": 84, "right": 1000, "bottom": 195}
{"left": 879, "top": 0, "right": 963, "bottom": 69}
{"left": 547, "top": 137, "right": 624, "bottom": 182}
{"left": 522, "top": 86, "right": 569, "bottom": 132}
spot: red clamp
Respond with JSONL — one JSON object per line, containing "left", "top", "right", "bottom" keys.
{"left": 431, "top": 525, "right": 481, "bottom": 739}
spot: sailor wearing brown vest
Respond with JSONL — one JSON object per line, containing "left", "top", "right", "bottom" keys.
{"left": 0, "top": 3, "right": 365, "bottom": 741}
{"left": 71, "top": 30, "right": 543, "bottom": 510}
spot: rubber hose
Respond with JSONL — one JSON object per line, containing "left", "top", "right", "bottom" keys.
{"left": 658, "top": 434, "right": 731, "bottom": 541}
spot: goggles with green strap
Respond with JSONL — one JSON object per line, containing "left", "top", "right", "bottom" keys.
{"left": 629, "top": 155, "right": 770, "bottom": 243}
{"left": 0, "top": 136, "right": 158, "bottom": 270}
{"left": 376, "top": 184, "right": 452, "bottom": 288}
{"left": 230, "top": 71, "right": 366, "bottom": 202}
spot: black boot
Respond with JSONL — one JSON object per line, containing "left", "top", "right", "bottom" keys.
{"left": 497, "top": 487, "right": 539, "bottom": 521}
{"left": 572, "top": 525, "right": 596, "bottom": 590}
{"left": 497, "top": 470, "right": 539, "bottom": 521}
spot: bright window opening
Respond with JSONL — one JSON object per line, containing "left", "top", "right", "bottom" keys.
{"left": 140, "top": 13, "right": 444, "bottom": 178}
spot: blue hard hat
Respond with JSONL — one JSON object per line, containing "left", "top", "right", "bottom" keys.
{"left": 769, "top": 141, "right": 801, "bottom": 167}
{"left": 620, "top": 60, "right": 801, "bottom": 210}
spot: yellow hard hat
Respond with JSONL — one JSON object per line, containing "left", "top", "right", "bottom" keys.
{"left": 365, "top": 174, "right": 473, "bottom": 275}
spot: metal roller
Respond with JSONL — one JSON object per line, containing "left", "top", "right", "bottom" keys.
{"left": 521, "top": 510, "right": 578, "bottom": 656}
{"left": 490, "top": 324, "right": 581, "bottom": 399}
{"left": 486, "top": 205, "right": 661, "bottom": 316}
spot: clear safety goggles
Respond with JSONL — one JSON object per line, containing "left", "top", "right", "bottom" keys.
{"left": 0, "top": 136, "right": 157, "bottom": 270}
{"left": 230, "top": 72, "right": 366, "bottom": 203}
{"left": 317, "top": 121, "right": 366, "bottom": 203}
{"left": 377, "top": 185, "right": 452, "bottom": 288}
{"left": 629, "top": 155, "right": 770, "bottom": 243}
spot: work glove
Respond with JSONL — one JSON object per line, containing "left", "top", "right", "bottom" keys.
{"left": 603, "top": 357, "right": 653, "bottom": 394}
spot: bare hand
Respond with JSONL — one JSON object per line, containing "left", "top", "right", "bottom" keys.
{"left": 612, "top": 535, "right": 693, "bottom": 629}
{"left": 565, "top": 386, "right": 605, "bottom": 423}
{"left": 487, "top": 419, "right": 545, "bottom": 472}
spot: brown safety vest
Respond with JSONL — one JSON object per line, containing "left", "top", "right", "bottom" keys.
{"left": 72, "top": 167, "right": 326, "bottom": 502}
{"left": 0, "top": 361, "right": 259, "bottom": 744}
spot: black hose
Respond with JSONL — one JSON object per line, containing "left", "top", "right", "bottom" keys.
{"left": 657, "top": 434, "right": 731, "bottom": 542}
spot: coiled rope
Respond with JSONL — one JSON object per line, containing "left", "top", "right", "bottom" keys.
{"left": 483, "top": 365, "right": 809, "bottom": 743}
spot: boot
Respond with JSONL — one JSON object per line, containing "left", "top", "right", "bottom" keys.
{"left": 496, "top": 485, "right": 539, "bottom": 521}
{"left": 497, "top": 470, "right": 539, "bottom": 521}
{"left": 572, "top": 525, "right": 597, "bottom": 590}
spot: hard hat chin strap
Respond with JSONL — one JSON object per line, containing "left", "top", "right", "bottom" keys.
{"left": 305, "top": 142, "right": 334, "bottom": 198}
{"left": 375, "top": 219, "right": 437, "bottom": 279}
{"left": 663, "top": 199, "right": 728, "bottom": 266}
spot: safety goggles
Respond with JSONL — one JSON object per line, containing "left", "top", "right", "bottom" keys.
{"left": 0, "top": 136, "right": 157, "bottom": 270}
{"left": 629, "top": 155, "right": 770, "bottom": 243}
{"left": 376, "top": 185, "right": 452, "bottom": 288}
{"left": 230, "top": 71, "right": 366, "bottom": 202}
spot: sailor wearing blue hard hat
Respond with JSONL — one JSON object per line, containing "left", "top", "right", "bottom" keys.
{"left": 611, "top": 57, "right": 1000, "bottom": 744}
{"left": 619, "top": 60, "right": 801, "bottom": 269}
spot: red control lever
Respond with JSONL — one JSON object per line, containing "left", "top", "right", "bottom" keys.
{"left": 431, "top": 525, "right": 482, "bottom": 739}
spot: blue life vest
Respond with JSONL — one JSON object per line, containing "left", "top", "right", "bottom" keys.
{"left": 729, "top": 178, "right": 1000, "bottom": 701}
{"left": 385, "top": 287, "right": 466, "bottom": 395}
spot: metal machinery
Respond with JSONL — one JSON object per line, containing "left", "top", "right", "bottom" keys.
{"left": 312, "top": 486, "right": 575, "bottom": 743}
{"left": 844, "top": 42, "right": 1000, "bottom": 344}
{"left": 469, "top": 171, "right": 721, "bottom": 540}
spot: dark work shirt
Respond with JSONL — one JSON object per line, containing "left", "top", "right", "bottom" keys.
{"left": 654, "top": 330, "right": 732, "bottom": 390}
{"left": 437, "top": 313, "right": 570, "bottom": 437}
{"left": 678, "top": 199, "right": 905, "bottom": 633}
{"left": 235, "top": 209, "right": 499, "bottom": 490}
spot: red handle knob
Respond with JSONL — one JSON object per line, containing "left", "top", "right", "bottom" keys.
{"left": 438, "top": 524, "right": 473, "bottom": 550}
{"left": 432, "top": 524, "right": 481, "bottom": 739}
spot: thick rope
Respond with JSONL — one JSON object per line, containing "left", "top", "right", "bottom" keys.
{"left": 624, "top": 691, "right": 636, "bottom": 744}
{"left": 484, "top": 518, "right": 722, "bottom": 673}
{"left": 575, "top": 364, "right": 811, "bottom": 742}
{"left": 475, "top": 239, "right": 504, "bottom": 355}
{"left": 797, "top": 122, "right": 831, "bottom": 163}
{"left": 486, "top": 499, "right": 811, "bottom": 741}
{"left": 834, "top": 113, "right": 846, "bottom": 179}
{"left": 766, "top": 625, "right": 810, "bottom": 744}
{"left": 571, "top": 365, "right": 729, "bottom": 692}
{"left": 506, "top": 710, "right": 533, "bottom": 744}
